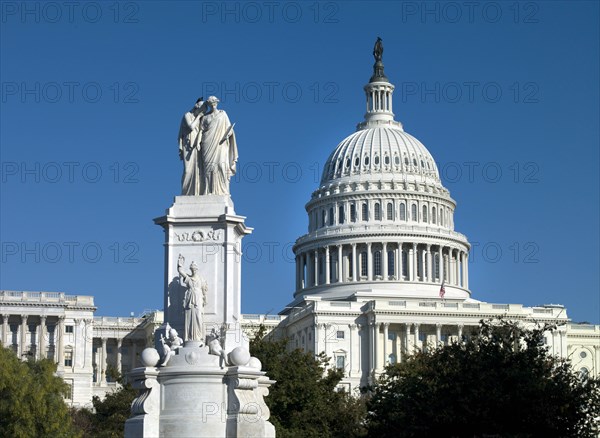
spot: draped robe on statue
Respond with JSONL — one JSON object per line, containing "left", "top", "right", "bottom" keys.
{"left": 180, "top": 272, "right": 206, "bottom": 342}
{"left": 178, "top": 111, "right": 202, "bottom": 195}
{"left": 200, "top": 109, "right": 238, "bottom": 195}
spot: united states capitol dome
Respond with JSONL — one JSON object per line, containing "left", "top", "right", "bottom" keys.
{"left": 320, "top": 126, "right": 441, "bottom": 188}
{"left": 291, "top": 39, "right": 470, "bottom": 304}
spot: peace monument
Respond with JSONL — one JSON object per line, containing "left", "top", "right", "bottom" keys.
{"left": 124, "top": 97, "right": 275, "bottom": 437}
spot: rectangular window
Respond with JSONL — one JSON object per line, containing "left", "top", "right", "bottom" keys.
{"left": 388, "top": 251, "right": 395, "bottom": 276}
{"left": 388, "top": 331, "right": 396, "bottom": 341}
{"left": 374, "top": 251, "right": 382, "bottom": 276}
{"left": 336, "top": 355, "right": 345, "bottom": 370}
{"left": 361, "top": 252, "right": 368, "bottom": 277}
{"left": 65, "top": 325, "right": 74, "bottom": 333}
{"left": 64, "top": 351, "right": 73, "bottom": 367}
{"left": 350, "top": 204, "right": 356, "bottom": 222}
{"left": 336, "top": 331, "right": 345, "bottom": 339}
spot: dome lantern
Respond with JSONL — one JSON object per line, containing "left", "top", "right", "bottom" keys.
{"left": 359, "top": 38, "right": 402, "bottom": 130}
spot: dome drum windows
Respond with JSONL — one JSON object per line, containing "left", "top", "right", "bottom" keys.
{"left": 400, "top": 203, "right": 406, "bottom": 221}
{"left": 422, "top": 205, "right": 428, "bottom": 223}
{"left": 329, "top": 207, "right": 334, "bottom": 226}
{"left": 386, "top": 203, "right": 393, "bottom": 220}
{"left": 362, "top": 203, "right": 368, "bottom": 221}
{"left": 411, "top": 204, "right": 417, "bottom": 221}
{"left": 374, "top": 203, "right": 382, "bottom": 221}
{"left": 338, "top": 205, "right": 345, "bottom": 225}
{"left": 350, "top": 204, "right": 357, "bottom": 222}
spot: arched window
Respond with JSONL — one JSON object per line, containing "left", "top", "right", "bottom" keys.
{"left": 400, "top": 203, "right": 406, "bottom": 221}
{"left": 432, "top": 207, "right": 437, "bottom": 224}
{"left": 350, "top": 204, "right": 356, "bottom": 222}
{"left": 387, "top": 203, "right": 393, "bottom": 220}
{"left": 374, "top": 155, "right": 380, "bottom": 165}
{"left": 360, "top": 251, "right": 368, "bottom": 277}
{"left": 388, "top": 250, "right": 395, "bottom": 276}
{"left": 422, "top": 205, "right": 428, "bottom": 223}
{"left": 321, "top": 210, "right": 326, "bottom": 228}
{"left": 362, "top": 203, "right": 368, "bottom": 221}
{"left": 329, "top": 207, "right": 334, "bottom": 226}
{"left": 384, "top": 155, "right": 390, "bottom": 165}
{"left": 402, "top": 249, "right": 408, "bottom": 280}
{"left": 411, "top": 204, "right": 417, "bottom": 221}
{"left": 440, "top": 209, "right": 444, "bottom": 226}
{"left": 374, "top": 251, "right": 382, "bottom": 276}
{"left": 338, "top": 205, "right": 345, "bottom": 225}
{"left": 374, "top": 203, "right": 381, "bottom": 220}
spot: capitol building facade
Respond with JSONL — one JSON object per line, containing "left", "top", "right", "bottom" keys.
{"left": 1, "top": 47, "right": 598, "bottom": 406}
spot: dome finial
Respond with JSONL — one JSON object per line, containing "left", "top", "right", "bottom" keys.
{"left": 370, "top": 37, "right": 388, "bottom": 82}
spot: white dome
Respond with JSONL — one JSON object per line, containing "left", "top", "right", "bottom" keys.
{"left": 320, "top": 126, "right": 440, "bottom": 187}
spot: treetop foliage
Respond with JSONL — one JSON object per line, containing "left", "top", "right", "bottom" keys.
{"left": 366, "top": 320, "right": 600, "bottom": 438}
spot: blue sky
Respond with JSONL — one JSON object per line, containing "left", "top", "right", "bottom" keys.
{"left": 1, "top": 1, "right": 598, "bottom": 323}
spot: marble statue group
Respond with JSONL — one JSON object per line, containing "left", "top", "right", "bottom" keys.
{"left": 178, "top": 96, "right": 238, "bottom": 196}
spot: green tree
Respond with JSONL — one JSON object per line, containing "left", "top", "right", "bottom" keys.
{"left": 366, "top": 320, "right": 600, "bottom": 438}
{"left": 250, "top": 325, "right": 366, "bottom": 438}
{"left": 0, "top": 345, "right": 81, "bottom": 437}
{"left": 72, "top": 367, "right": 137, "bottom": 438}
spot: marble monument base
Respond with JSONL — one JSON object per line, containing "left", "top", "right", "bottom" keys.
{"left": 124, "top": 343, "right": 275, "bottom": 438}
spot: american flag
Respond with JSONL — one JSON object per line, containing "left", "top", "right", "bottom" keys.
{"left": 439, "top": 281, "right": 446, "bottom": 299}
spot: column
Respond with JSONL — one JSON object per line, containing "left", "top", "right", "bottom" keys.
{"left": 465, "top": 252, "right": 469, "bottom": 289}
{"left": 352, "top": 243, "right": 358, "bottom": 282}
{"left": 403, "top": 323, "right": 411, "bottom": 357}
{"left": 39, "top": 316, "right": 47, "bottom": 361}
{"left": 100, "top": 337, "right": 107, "bottom": 384}
{"left": 458, "top": 324, "right": 464, "bottom": 343}
{"left": 367, "top": 243, "right": 373, "bottom": 281}
{"left": 2, "top": 314, "right": 9, "bottom": 348}
{"left": 382, "top": 242, "right": 388, "bottom": 279}
{"left": 439, "top": 247, "right": 444, "bottom": 283}
{"left": 313, "top": 250, "right": 318, "bottom": 286}
{"left": 383, "top": 323, "right": 389, "bottom": 366}
{"left": 414, "top": 323, "right": 420, "bottom": 351}
{"left": 20, "top": 315, "right": 28, "bottom": 359}
{"left": 325, "top": 246, "right": 331, "bottom": 285}
{"left": 369, "top": 322, "right": 376, "bottom": 375}
{"left": 356, "top": 324, "right": 362, "bottom": 373}
{"left": 447, "top": 249, "right": 453, "bottom": 285}
{"left": 73, "top": 319, "right": 80, "bottom": 369}
{"left": 407, "top": 244, "right": 413, "bottom": 281}
{"left": 421, "top": 248, "right": 426, "bottom": 281}
{"left": 57, "top": 317, "right": 65, "bottom": 366}
{"left": 412, "top": 243, "right": 418, "bottom": 281}
{"left": 398, "top": 243, "right": 403, "bottom": 280}
{"left": 337, "top": 245, "right": 343, "bottom": 283}
{"left": 349, "top": 324, "right": 356, "bottom": 377}
{"left": 301, "top": 254, "right": 306, "bottom": 289}
{"left": 295, "top": 255, "right": 301, "bottom": 290}
{"left": 117, "top": 338, "right": 123, "bottom": 375}
{"left": 314, "top": 322, "right": 320, "bottom": 354}
{"left": 454, "top": 249, "right": 460, "bottom": 286}
{"left": 436, "top": 324, "right": 442, "bottom": 347}
{"left": 426, "top": 244, "right": 432, "bottom": 282}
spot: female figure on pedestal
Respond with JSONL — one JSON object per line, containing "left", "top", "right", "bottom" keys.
{"left": 199, "top": 96, "right": 238, "bottom": 195}
{"left": 177, "top": 254, "right": 207, "bottom": 342}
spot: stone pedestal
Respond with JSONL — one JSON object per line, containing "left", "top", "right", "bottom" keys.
{"left": 128, "top": 195, "right": 275, "bottom": 437}
{"left": 154, "top": 195, "right": 252, "bottom": 352}
{"left": 125, "top": 344, "right": 276, "bottom": 438}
